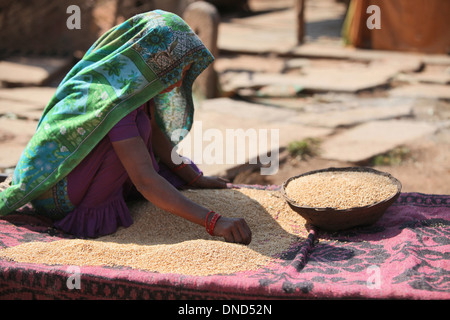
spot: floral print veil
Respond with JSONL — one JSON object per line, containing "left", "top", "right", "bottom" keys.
{"left": 0, "top": 10, "right": 214, "bottom": 215}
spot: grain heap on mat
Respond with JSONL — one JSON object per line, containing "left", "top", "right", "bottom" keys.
{"left": 285, "top": 171, "right": 398, "bottom": 210}
{"left": 0, "top": 188, "right": 307, "bottom": 276}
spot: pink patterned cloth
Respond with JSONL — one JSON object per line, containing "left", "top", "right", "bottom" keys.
{"left": 0, "top": 189, "right": 449, "bottom": 300}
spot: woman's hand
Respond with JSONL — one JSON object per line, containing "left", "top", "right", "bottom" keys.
{"left": 113, "top": 134, "right": 252, "bottom": 245}
{"left": 213, "top": 216, "right": 252, "bottom": 245}
{"left": 148, "top": 102, "right": 230, "bottom": 190}
{"left": 191, "top": 175, "right": 229, "bottom": 189}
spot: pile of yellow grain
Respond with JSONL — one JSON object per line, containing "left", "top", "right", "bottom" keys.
{"left": 0, "top": 188, "right": 307, "bottom": 276}
{"left": 285, "top": 171, "right": 398, "bottom": 210}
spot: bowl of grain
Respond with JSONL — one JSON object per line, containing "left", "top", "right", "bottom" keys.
{"left": 281, "top": 167, "right": 402, "bottom": 232}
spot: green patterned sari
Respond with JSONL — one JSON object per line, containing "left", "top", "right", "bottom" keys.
{"left": 0, "top": 10, "right": 214, "bottom": 215}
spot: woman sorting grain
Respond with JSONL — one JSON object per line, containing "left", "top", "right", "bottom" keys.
{"left": 0, "top": 11, "right": 251, "bottom": 244}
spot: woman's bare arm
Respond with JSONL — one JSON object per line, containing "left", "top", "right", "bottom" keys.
{"left": 149, "top": 103, "right": 228, "bottom": 188}
{"left": 111, "top": 136, "right": 251, "bottom": 244}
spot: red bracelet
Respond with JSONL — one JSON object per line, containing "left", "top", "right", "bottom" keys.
{"left": 207, "top": 213, "right": 221, "bottom": 236}
{"left": 205, "top": 210, "right": 214, "bottom": 232}
{"left": 188, "top": 172, "right": 203, "bottom": 186}
{"left": 171, "top": 162, "right": 188, "bottom": 172}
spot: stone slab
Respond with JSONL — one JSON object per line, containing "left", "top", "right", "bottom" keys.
{"left": 0, "top": 61, "right": 49, "bottom": 87}
{"left": 389, "top": 84, "right": 450, "bottom": 100}
{"left": 288, "top": 43, "right": 448, "bottom": 65}
{"left": 319, "top": 120, "right": 438, "bottom": 162}
{"left": 179, "top": 98, "right": 332, "bottom": 175}
{"left": 218, "top": 9, "right": 297, "bottom": 54}
{"left": 218, "top": 1, "right": 349, "bottom": 55}
{"left": 369, "top": 57, "right": 424, "bottom": 74}
{"left": 0, "top": 57, "right": 71, "bottom": 87}
{"left": 215, "top": 55, "right": 286, "bottom": 74}
{"left": 291, "top": 96, "right": 415, "bottom": 128}
{"left": 0, "top": 118, "right": 38, "bottom": 169}
{"left": 0, "top": 87, "right": 56, "bottom": 106}
{"left": 0, "top": 118, "right": 38, "bottom": 142}
{"left": 197, "top": 97, "right": 300, "bottom": 122}
{"left": 0, "top": 142, "right": 30, "bottom": 169}
{"left": 397, "top": 70, "right": 450, "bottom": 85}
{"left": 0, "top": 100, "right": 44, "bottom": 120}
{"left": 244, "top": 97, "right": 308, "bottom": 111}
{"left": 295, "top": 105, "right": 413, "bottom": 128}
{"left": 221, "top": 65, "right": 394, "bottom": 94}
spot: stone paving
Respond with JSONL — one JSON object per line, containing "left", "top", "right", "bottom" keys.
{"left": 0, "top": 0, "right": 448, "bottom": 178}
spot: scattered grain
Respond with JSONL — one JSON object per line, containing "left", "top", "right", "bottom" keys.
{"left": 0, "top": 189, "right": 307, "bottom": 276}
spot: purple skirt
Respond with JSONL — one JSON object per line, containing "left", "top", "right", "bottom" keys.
{"left": 32, "top": 155, "right": 201, "bottom": 239}
{"left": 52, "top": 162, "right": 200, "bottom": 238}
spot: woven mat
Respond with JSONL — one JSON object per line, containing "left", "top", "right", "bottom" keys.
{"left": 0, "top": 185, "right": 449, "bottom": 300}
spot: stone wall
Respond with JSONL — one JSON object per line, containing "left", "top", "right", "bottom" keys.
{"left": 0, "top": 0, "right": 99, "bottom": 58}
{"left": 115, "top": 0, "right": 249, "bottom": 22}
{"left": 0, "top": 0, "right": 247, "bottom": 58}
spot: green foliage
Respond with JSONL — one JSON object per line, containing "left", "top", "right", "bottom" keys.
{"left": 287, "top": 138, "right": 321, "bottom": 160}
{"left": 371, "top": 146, "right": 411, "bottom": 166}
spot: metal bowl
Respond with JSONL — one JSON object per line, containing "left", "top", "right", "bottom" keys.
{"left": 281, "top": 167, "right": 402, "bottom": 232}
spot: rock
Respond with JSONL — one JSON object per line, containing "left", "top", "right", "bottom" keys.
{"left": 0, "top": 87, "right": 56, "bottom": 107}
{"left": 221, "top": 64, "right": 394, "bottom": 94}
{"left": 368, "top": 57, "right": 424, "bottom": 74}
{"left": 218, "top": 9, "right": 297, "bottom": 54}
{"left": 215, "top": 54, "right": 286, "bottom": 74}
{"left": 396, "top": 67, "right": 450, "bottom": 85}
{"left": 237, "top": 84, "right": 304, "bottom": 98}
{"left": 0, "top": 118, "right": 38, "bottom": 169}
{"left": 389, "top": 84, "right": 450, "bottom": 100}
{"left": 319, "top": 120, "right": 438, "bottom": 162}
{"left": 289, "top": 43, "right": 359, "bottom": 60}
{"left": 178, "top": 98, "right": 331, "bottom": 176}
{"left": 284, "top": 58, "right": 311, "bottom": 71}
{"left": 0, "top": 61, "right": 49, "bottom": 88}
{"left": 197, "top": 97, "right": 298, "bottom": 122}
{"left": 294, "top": 97, "right": 415, "bottom": 128}
{"left": 0, "top": 56, "right": 71, "bottom": 87}
{"left": 0, "top": 87, "right": 54, "bottom": 122}
{"left": 0, "top": 1, "right": 98, "bottom": 56}
{"left": 183, "top": 1, "right": 220, "bottom": 99}
{"left": 296, "top": 105, "right": 413, "bottom": 128}
{"left": 0, "top": 100, "right": 44, "bottom": 121}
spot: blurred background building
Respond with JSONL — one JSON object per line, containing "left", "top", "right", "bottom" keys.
{"left": 343, "top": 0, "right": 450, "bottom": 54}
{"left": 0, "top": 0, "right": 249, "bottom": 58}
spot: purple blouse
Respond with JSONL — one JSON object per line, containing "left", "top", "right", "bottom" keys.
{"left": 54, "top": 103, "right": 200, "bottom": 238}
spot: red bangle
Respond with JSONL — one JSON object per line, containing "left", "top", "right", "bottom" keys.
{"left": 207, "top": 213, "right": 221, "bottom": 236}
{"left": 205, "top": 210, "right": 214, "bottom": 232}
{"left": 172, "top": 162, "right": 188, "bottom": 172}
{"left": 188, "top": 172, "right": 203, "bottom": 186}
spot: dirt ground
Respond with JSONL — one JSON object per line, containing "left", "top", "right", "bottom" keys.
{"left": 49, "top": 0, "right": 450, "bottom": 197}
{"left": 230, "top": 127, "right": 450, "bottom": 195}
{"left": 213, "top": 0, "right": 450, "bottom": 196}
{"left": 270, "top": 128, "right": 449, "bottom": 194}
{"left": 224, "top": 62, "right": 450, "bottom": 194}
{"left": 1, "top": 0, "right": 448, "bottom": 197}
